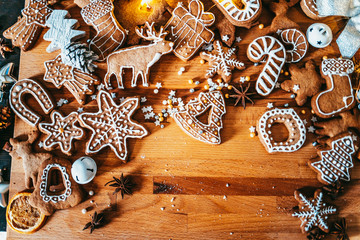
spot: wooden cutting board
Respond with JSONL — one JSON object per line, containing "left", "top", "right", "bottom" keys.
{"left": 7, "top": 0, "right": 360, "bottom": 239}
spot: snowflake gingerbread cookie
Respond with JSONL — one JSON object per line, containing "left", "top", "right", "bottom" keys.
{"left": 309, "top": 133, "right": 356, "bottom": 185}
{"left": 78, "top": 90, "right": 148, "bottom": 161}
{"left": 257, "top": 108, "right": 306, "bottom": 153}
{"left": 44, "top": 55, "right": 100, "bottom": 105}
{"left": 172, "top": 91, "right": 226, "bottom": 144}
{"left": 200, "top": 40, "right": 245, "bottom": 83}
{"left": 293, "top": 189, "right": 337, "bottom": 233}
{"left": 39, "top": 111, "right": 84, "bottom": 156}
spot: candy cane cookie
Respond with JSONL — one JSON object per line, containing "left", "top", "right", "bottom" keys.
{"left": 9, "top": 79, "right": 54, "bottom": 127}
{"left": 278, "top": 29, "right": 308, "bottom": 63}
{"left": 211, "top": 0, "right": 262, "bottom": 28}
{"left": 247, "top": 36, "right": 286, "bottom": 96}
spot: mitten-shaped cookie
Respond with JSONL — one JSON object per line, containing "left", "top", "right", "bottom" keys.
{"left": 311, "top": 58, "right": 355, "bottom": 118}
{"left": 281, "top": 60, "right": 323, "bottom": 106}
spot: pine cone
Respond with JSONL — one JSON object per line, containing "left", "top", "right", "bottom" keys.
{"left": 0, "top": 106, "right": 13, "bottom": 130}
{"left": 61, "top": 42, "right": 98, "bottom": 74}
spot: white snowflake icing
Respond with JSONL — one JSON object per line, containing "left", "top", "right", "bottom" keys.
{"left": 292, "top": 192, "right": 336, "bottom": 232}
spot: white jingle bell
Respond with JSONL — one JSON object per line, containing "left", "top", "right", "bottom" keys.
{"left": 306, "top": 23, "right": 333, "bottom": 48}
{"left": 71, "top": 157, "right": 97, "bottom": 184}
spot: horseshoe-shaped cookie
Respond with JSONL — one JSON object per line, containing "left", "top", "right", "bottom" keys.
{"left": 257, "top": 108, "right": 306, "bottom": 153}
{"left": 247, "top": 36, "right": 286, "bottom": 96}
{"left": 211, "top": 0, "right": 262, "bottom": 28}
{"left": 9, "top": 79, "right": 54, "bottom": 127}
{"left": 278, "top": 29, "right": 308, "bottom": 63}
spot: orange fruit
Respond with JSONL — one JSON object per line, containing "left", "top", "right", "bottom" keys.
{"left": 6, "top": 192, "right": 46, "bottom": 234}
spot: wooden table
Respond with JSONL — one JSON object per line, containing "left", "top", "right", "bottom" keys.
{"left": 7, "top": 0, "right": 360, "bottom": 239}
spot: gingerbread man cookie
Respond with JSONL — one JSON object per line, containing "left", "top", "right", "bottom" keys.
{"left": 281, "top": 60, "right": 324, "bottom": 106}
{"left": 247, "top": 36, "right": 286, "bottom": 96}
{"left": 311, "top": 58, "right": 355, "bottom": 118}
{"left": 200, "top": 40, "right": 245, "bottom": 83}
{"left": 78, "top": 90, "right": 148, "bottom": 161}
{"left": 257, "top": 108, "right": 306, "bottom": 153}
{"left": 44, "top": 55, "right": 100, "bottom": 105}
{"left": 39, "top": 111, "right": 84, "bottom": 156}
{"left": 81, "top": 0, "right": 126, "bottom": 61}
{"left": 309, "top": 133, "right": 357, "bottom": 185}
{"left": 9, "top": 79, "right": 54, "bottom": 127}
{"left": 172, "top": 91, "right": 226, "bottom": 144}
{"left": 211, "top": 0, "right": 262, "bottom": 28}
{"left": 3, "top": 0, "right": 53, "bottom": 51}
{"left": 29, "top": 157, "right": 84, "bottom": 216}
{"left": 293, "top": 189, "right": 337, "bottom": 233}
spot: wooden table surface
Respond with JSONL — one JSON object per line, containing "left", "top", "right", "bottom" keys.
{"left": 7, "top": 0, "right": 360, "bottom": 239}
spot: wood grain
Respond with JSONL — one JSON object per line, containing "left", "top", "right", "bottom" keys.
{"left": 7, "top": 0, "right": 360, "bottom": 239}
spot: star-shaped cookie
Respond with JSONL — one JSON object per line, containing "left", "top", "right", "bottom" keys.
{"left": 200, "top": 40, "right": 245, "bottom": 83}
{"left": 39, "top": 111, "right": 84, "bottom": 155}
{"left": 22, "top": 0, "right": 53, "bottom": 26}
{"left": 78, "top": 90, "right": 148, "bottom": 161}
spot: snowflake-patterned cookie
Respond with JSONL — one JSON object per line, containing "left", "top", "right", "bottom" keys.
{"left": 78, "top": 90, "right": 148, "bottom": 161}
{"left": 293, "top": 189, "right": 336, "bottom": 233}
{"left": 200, "top": 40, "right": 245, "bottom": 83}
{"left": 39, "top": 111, "right": 84, "bottom": 155}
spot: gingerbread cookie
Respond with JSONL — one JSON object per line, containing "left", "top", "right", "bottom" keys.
{"left": 9, "top": 79, "right": 54, "bottom": 127}
{"left": 257, "top": 108, "right": 306, "bottom": 153}
{"left": 315, "top": 108, "right": 360, "bottom": 138}
{"left": 278, "top": 29, "right": 308, "bottom": 63}
{"left": 293, "top": 189, "right": 337, "bottom": 233}
{"left": 211, "top": 0, "right": 262, "bottom": 28}
{"left": 215, "top": 12, "right": 236, "bottom": 47}
{"left": 311, "top": 58, "right": 355, "bottom": 119}
{"left": 104, "top": 22, "right": 173, "bottom": 89}
{"left": 300, "top": 0, "right": 323, "bottom": 20}
{"left": 81, "top": 0, "right": 126, "bottom": 61}
{"left": 172, "top": 91, "right": 226, "bottom": 144}
{"left": 39, "top": 111, "right": 84, "bottom": 155}
{"left": 29, "top": 157, "right": 84, "bottom": 216}
{"left": 269, "top": 0, "right": 300, "bottom": 32}
{"left": 164, "top": 0, "right": 215, "bottom": 61}
{"left": 200, "top": 40, "right": 245, "bottom": 83}
{"left": 43, "top": 10, "right": 85, "bottom": 53}
{"left": 309, "top": 133, "right": 356, "bottom": 185}
{"left": 247, "top": 36, "right": 286, "bottom": 96}
{"left": 9, "top": 131, "right": 52, "bottom": 189}
{"left": 44, "top": 55, "right": 100, "bottom": 105}
{"left": 78, "top": 90, "right": 148, "bottom": 161}
{"left": 3, "top": 0, "right": 53, "bottom": 51}
{"left": 281, "top": 60, "right": 324, "bottom": 106}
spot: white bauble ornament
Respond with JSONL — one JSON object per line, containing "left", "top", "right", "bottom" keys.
{"left": 306, "top": 23, "right": 333, "bottom": 48}
{"left": 71, "top": 156, "right": 97, "bottom": 184}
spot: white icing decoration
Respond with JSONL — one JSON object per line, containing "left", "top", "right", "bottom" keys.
{"left": 9, "top": 79, "right": 54, "bottom": 127}
{"left": 311, "top": 135, "right": 355, "bottom": 184}
{"left": 39, "top": 163, "right": 72, "bottom": 203}
{"left": 172, "top": 91, "right": 226, "bottom": 144}
{"left": 43, "top": 10, "right": 85, "bottom": 53}
{"left": 213, "top": 0, "right": 260, "bottom": 26}
{"left": 247, "top": 36, "right": 286, "bottom": 96}
{"left": 314, "top": 58, "right": 354, "bottom": 117}
{"left": 257, "top": 108, "right": 306, "bottom": 153}
{"left": 292, "top": 192, "right": 337, "bottom": 232}
{"left": 104, "top": 22, "right": 173, "bottom": 89}
{"left": 279, "top": 29, "right": 308, "bottom": 63}
{"left": 78, "top": 90, "right": 148, "bottom": 160}
{"left": 81, "top": 0, "right": 126, "bottom": 61}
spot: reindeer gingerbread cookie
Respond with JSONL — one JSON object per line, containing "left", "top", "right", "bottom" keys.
{"left": 311, "top": 58, "right": 355, "bottom": 118}
{"left": 104, "top": 22, "right": 173, "bottom": 89}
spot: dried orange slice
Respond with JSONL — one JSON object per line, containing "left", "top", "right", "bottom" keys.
{"left": 6, "top": 192, "right": 46, "bottom": 234}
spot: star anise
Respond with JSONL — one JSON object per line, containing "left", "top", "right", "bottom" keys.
{"left": 322, "top": 180, "right": 344, "bottom": 200}
{"left": 307, "top": 227, "right": 327, "bottom": 240}
{"left": 229, "top": 83, "right": 255, "bottom": 109}
{"left": 0, "top": 38, "right": 13, "bottom": 59}
{"left": 104, "top": 173, "right": 135, "bottom": 199}
{"left": 83, "top": 211, "right": 104, "bottom": 234}
{"left": 331, "top": 218, "right": 349, "bottom": 240}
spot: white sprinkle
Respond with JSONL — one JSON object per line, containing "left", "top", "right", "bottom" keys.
{"left": 90, "top": 200, "right": 94, "bottom": 204}
{"left": 81, "top": 208, "right": 87, "bottom": 214}
{"left": 226, "top": 183, "right": 229, "bottom": 187}
{"left": 89, "top": 190, "right": 94, "bottom": 196}
{"left": 180, "top": 67, "right": 185, "bottom": 72}
{"left": 171, "top": 197, "right": 175, "bottom": 202}
{"left": 154, "top": 89, "right": 159, "bottom": 94}
{"left": 161, "top": 207, "right": 165, "bottom": 211}
{"left": 171, "top": 204, "right": 175, "bottom": 207}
